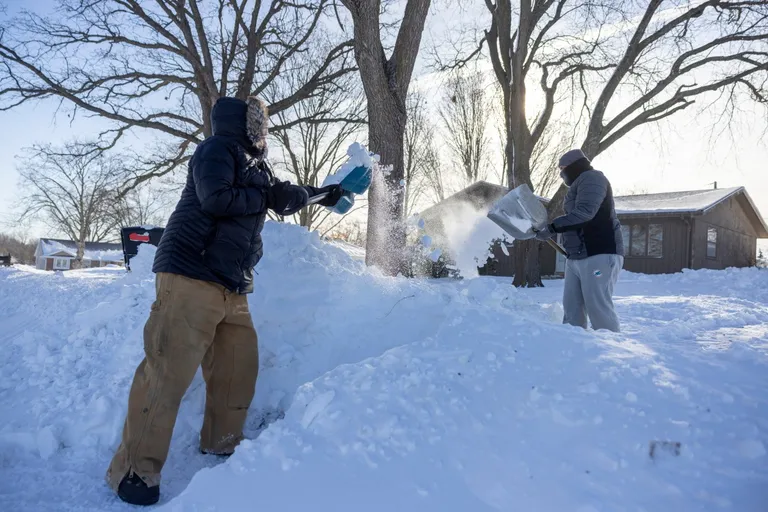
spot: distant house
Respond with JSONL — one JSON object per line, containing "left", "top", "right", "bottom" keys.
{"left": 615, "top": 187, "right": 768, "bottom": 274}
{"left": 420, "top": 182, "right": 767, "bottom": 276}
{"left": 34, "top": 239, "right": 124, "bottom": 271}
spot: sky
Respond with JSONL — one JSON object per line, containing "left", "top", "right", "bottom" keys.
{"left": 1, "top": 0, "right": 766, "bottom": 249}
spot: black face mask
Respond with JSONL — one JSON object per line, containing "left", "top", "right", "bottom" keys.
{"left": 561, "top": 158, "right": 593, "bottom": 186}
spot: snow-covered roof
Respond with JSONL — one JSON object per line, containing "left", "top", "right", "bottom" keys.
{"left": 37, "top": 239, "right": 124, "bottom": 261}
{"left": 615, "top": 187, "right": 768, "bottom": 237}
{"left": 615, "top": 187, "right": 742, "bottom": 215}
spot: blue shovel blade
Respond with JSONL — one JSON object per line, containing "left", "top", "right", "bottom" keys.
{"left": 339, "top": 165, "right": 372, "bottom": 195}
{"left": 331, "top": 194, "right": 355, "bottom": 214}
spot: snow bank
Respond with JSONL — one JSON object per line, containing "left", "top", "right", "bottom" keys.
{"left": 1, "top": 222, "right": 767, "bottom": 511}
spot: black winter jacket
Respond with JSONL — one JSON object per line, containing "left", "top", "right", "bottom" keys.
{"left": 152, "top": 97, "right": 306, "bottom": 294}
{"left": 550, "top": 158, "right": 624, "bottom": 260}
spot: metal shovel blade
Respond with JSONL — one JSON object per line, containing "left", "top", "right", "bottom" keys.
{"left": 487, "top": 184, "right": 568, "bottom": 256}
{"left": 486, "top": 184, "right": 547, "bottom": 239}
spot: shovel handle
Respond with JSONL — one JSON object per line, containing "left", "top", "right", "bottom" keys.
{"left": 546, "top": 238, "right": 568, "bottom": 257}
{"left": 306, "top": 192, "right": 330, "bottom": 205}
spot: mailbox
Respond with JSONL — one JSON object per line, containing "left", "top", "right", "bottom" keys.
{"left": 121, "top": 226, "right": 165, "bottom": 270}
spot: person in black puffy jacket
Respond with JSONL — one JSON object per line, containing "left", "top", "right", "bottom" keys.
{"left": 106, "top": 96, "right": 344, "bottom": 506}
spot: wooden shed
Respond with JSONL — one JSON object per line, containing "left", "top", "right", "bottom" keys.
{"left": 615, "top": 187, "right": 768, "bottom": 274}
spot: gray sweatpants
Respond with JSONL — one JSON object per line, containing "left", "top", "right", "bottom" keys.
{"left": 562, "top": 254, "right": 623, "bottom": 332}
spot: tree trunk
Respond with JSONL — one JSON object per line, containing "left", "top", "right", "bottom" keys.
{"left": 512, "top": 239, "right": 543, "bottom": 287}
{"left": 343, "top": 0, "right": 429, "bottom": 276}
{"left": 365, "top": 98, "right": 407, "bottom": 274}
{"left": 72, "top": 239, "right": 86, "bottom": 270}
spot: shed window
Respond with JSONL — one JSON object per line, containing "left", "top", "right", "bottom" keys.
{"left": 630, "top": 224, "right": 647, "bottom": 257}
{"left": 624, "top": 223, "right": 663, "bottom": 258}
{"left": 621, "top": 225, "right": 630, "bottom": 255}
{"left": 707, "top": 227, "right": 718, "bottom": 259}
{"left": 648, "top": 224, "right": 663, "bottom": 258}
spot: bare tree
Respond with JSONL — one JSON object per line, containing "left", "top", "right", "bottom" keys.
{"left": 0, "top": 233, "right": 37, "bottom": 265}
{"left": 446, "top": 0, "right": 768, "bottom": 286}
{"left": 16, "top": 142, "right": 125, "bottom": 268}
{"left": 271, "top": 70, "right": 366, "bottom": 231}
{"left": 114, "top": 184, "right": 174, "bottom": 227}
{"left": 340, "top": 0, "right": 432, "bottom": 274}
{"left": 327, "top": 218, "right": 367, "bottom": 247}
{"left": 438, "top": 71, "right": 492, "bottom": 187}
{"left": 403, "top": 91, "right": 437, "bottom": 216}
{"left": 0, "top": 0, "right": 356, "bottom": 193}
{"left": 532, "top": 121, "right": 576, "bottom": 198}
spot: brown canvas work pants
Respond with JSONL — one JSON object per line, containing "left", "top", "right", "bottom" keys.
{"left": 106, "top": 272, "right": 259, "bottom": 490}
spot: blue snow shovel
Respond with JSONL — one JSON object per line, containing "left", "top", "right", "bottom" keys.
{"left": 306, "top": 165, "right": 372, "bottom": 214}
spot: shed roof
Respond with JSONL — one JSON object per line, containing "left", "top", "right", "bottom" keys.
{"left": 615, "top": 187, "right": 768, "bottom": 237}
{"left": 615, "top": 187, "right": 741, "bottom": 214}
{"left": 37, "top": 239, "right": 124, "bottom": 260}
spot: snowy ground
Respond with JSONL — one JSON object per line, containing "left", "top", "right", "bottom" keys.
{"left": 1, "top": 222, "right": 767, "bottom": 511}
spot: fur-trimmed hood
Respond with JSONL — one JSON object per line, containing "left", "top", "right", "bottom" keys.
{"left": 210, "top": 96, "right": 269, "bottom": 159}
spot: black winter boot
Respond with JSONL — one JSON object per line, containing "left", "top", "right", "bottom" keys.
{"left": 117, "top": 472, "right": 160, "bottom": 506}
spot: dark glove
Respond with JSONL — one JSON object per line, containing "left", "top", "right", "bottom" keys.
{"left": 267, "top": 181, "right": 309, "bottom": 216}
{"left": 533, "top": 224, "right": 555, "bottom": 241}
{"left": 311, "top": 185, "right": 345, "bottom": 208}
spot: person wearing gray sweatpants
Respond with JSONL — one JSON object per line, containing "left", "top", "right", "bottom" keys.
{"left": 534, "top": 149, "right": 625, "bottom": 332}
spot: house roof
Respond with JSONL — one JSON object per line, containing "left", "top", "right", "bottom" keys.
{"left": 615, "top": 187, "right": 740, "bottom": 215}
{"left": 615, "top": 187, "right": 768, "bottom": 237}
{"left": 37, "top": 238, "right": 124, "bottom": 261}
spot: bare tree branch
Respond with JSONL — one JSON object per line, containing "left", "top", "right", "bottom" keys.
{"left": 0, "top": 0, "right": 358, "bottom": 189}
{"left": 438, "top": 71, "right": 492, "bottom": 188}
{"left": 15, "top": 141, "right": 130, "bottom": 265}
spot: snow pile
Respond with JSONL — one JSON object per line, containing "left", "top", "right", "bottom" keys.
{"left": 326, "top": 239, "right": 366, "bottom": 261}
{"left": 1, "top": 221, "right": 767, "bottom": 511}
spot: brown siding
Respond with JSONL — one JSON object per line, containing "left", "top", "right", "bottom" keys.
{"left": 691, "top": 196, "right": 758, "bottom": 270}
{"left": 617, "top": 216, "right": 690, "bottom": 274}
